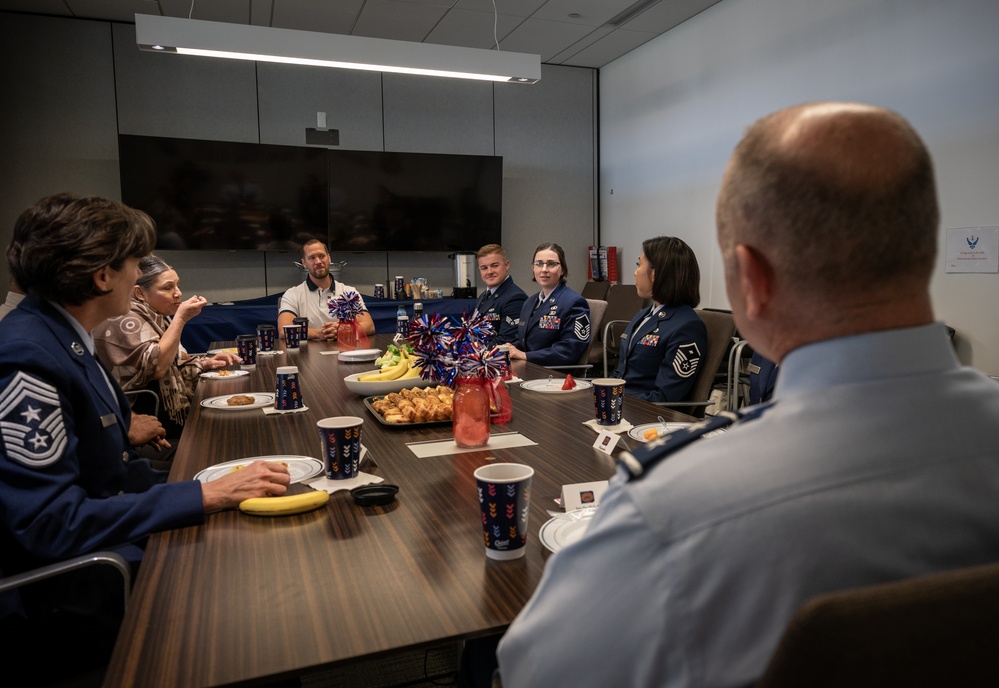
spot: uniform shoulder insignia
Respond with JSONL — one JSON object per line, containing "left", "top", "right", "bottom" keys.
{"left": 0, "top": 371, "right": 68, "bottom": 467}
{"left": 672, "top": 342, "right": 701, "bottom": 378}
{"left": 619, "top": 403, "right": 774, "bottom": 480}
{"left": 573, "top": 313, "right": 591, "bottom": 340}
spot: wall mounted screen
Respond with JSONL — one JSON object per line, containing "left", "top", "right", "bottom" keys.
{"left": 118, "top": 135, "right": 503, "bottom": 253}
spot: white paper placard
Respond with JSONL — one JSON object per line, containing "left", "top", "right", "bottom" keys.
{"left": 593, "top": 429, "right": 621, "bottom": 454}
{"left": 560, "top": 480, "right": 609, "bottom": 511}
{"left": 946, "top": 226, "right": 999, "bottom": 273}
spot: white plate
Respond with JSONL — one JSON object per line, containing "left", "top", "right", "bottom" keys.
{"left": 628, "top": 422, "right": 693, "bottom": 443}
{"left": 207, "top": 347, "right": 239, "bottom": 355}
{"left": 539, "top": 516, "right": 592, "bottom": 553}
{"left": 200, "top": 393, "right": 275, "bottom": 410}
{"left": 199, "top": 369, "right": 250, "bottom": 380}
{"left": 337, "top": 348, "right": 381, "bottom": 362}
{"left": 343, "top": 371, "right": 434, "bottom": 396}
{"left": 520, "top": 378, "right": 593, "bottom": 394}
{"left": 194, "top": 455, "right": 323, "bottom": 483}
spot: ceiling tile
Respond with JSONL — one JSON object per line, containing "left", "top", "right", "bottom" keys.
{"left": 547, "top": 24, "right": 613, "bottom": 64}
{"left": 618, "top": 0, "right": 722, "bottom": 33}
{"left": 270, "top": 0, "right": 363, "bottom": 33}
{"left": 453, "top": 0, "right": 546, "bottom": 17}
{"left": 530, "top": 0, "right": 638, "bottom": 27}
{"left": 158, "top": 0, "right": 250, "bottom": 23}
{"left": 561, "top": 26, "right": 659, "bottom": 68}
{"left": 426, "top": 9, "right": 525, "bottom": 50}
{"left": 353, "top": 0, "right": 448, "bottom": 41}
{"left": 498, "top": 17, "right": 595, "bottom": 61}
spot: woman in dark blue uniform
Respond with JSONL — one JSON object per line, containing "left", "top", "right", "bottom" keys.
{"left": 612, "top": 236, "right": 707, "bottom": 402}
{"left": 509, "top": 243, "right": 590, "bottom": 367}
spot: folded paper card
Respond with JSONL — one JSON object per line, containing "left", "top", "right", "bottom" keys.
{"left": 560, "top": 480, "right": 609, "bottom": 512}
{"left": 406, "top": 432, "right": 536, "bottom": 458}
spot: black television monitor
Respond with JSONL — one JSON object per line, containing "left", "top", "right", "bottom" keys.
{"left": 118, "top": 135, "right": 329, "bottom": 251}
{"left": 328, "top": 150, "right": 502, "bottom": 252}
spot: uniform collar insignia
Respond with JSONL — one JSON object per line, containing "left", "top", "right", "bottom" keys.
{"left": 71, "top": 341, "right": 85, "bottom": 356}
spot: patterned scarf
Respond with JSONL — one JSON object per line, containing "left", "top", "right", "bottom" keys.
{"left": 94, "top": 299, "right": 204, "bottom": 426}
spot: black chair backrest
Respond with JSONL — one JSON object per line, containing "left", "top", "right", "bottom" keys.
{"left": 580, "top": 281, "right": 611, "bottom": 301}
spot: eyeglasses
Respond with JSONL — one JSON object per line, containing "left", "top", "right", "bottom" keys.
{"left": 532, "top": 260, "right": 561, "bottom": 270}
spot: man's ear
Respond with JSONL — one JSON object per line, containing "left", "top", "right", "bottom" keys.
{"left": 734, "top": 244, "right": 774, "bottom": 320}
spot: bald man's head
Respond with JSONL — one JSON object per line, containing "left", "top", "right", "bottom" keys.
{"left": 717, "top": 102, "right": 938, "bottom": 298}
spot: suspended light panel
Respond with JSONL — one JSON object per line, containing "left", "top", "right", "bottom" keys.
{"left": 135, "top": 15, "right": 541, "bottom": 84}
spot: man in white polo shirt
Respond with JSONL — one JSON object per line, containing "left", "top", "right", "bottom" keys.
{"left": 278, "top": 240, "right": 375, "bottom": 342}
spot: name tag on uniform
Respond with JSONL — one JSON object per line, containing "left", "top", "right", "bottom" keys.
{"left": 100, "top": 413, "right": 118, "bottom": 428}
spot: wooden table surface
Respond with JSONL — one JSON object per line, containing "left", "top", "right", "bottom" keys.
{"left": 104, "top": 335, "right": 693, "bottom": 687}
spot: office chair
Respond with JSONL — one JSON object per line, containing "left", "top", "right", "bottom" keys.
{"left": 756, "top": 561, "right": 999, "bottom": 688}
{"left": 652, "top": 308, "right": 736, "bottom": 418}
{"left": 546, "top": 298, "right": 608, "bottom": 378}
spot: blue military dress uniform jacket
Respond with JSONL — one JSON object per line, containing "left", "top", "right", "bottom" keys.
{"left": 473, "top": 276, "right": 527, "bottom": 346}
{"left": 613, "top": 304, "right": 707, "bottom": 402}
{"left": 515, "top": 283, "right": 590, "bottom": 366}
{"left": 0, "top": 297, "right": 205, "bottom": 618}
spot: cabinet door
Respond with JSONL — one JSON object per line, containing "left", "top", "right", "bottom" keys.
{"left": 257, "top": 64, "right": 384, "bottom": 150}
{"left": 383, "top": 74, "right": 495, "bottom": 155}
{"left": 112, "top": 24, "right": 259, "bottom": 142}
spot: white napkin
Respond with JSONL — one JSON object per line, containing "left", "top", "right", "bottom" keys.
{"left": 305, "top": 471, "right": 384, "bottom": 493}
{"left": 319, "top": 350, "right": 341, "bottom": 356}
{"left": 257, "top": 350, "right": 285, "bottom": 356}
{"left": 583, "top": 418, "right": 633, "bottom": 434}
{"left": 261, "top": 405, "right": 310, "bottom": 415}
{"left": 406, "top": 432, "right": 537, "bottom": 458}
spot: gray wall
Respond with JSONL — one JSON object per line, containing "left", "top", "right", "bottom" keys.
{"left": 0, "top": 13, "right": 597, "bottom": 303}
{"left": 599, "top": 0, "right": 999, "bottom": 374}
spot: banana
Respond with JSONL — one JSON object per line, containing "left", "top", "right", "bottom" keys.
{"left": 400, "top": 364, "right": 422, "bottom": 379}
{"left": 239, "top": 490, "right": 330, "bottom": 516}
{"left": 358, "top": 356, "right": 409, "bottom": 381}
{"left": 380, "top": 357, "right": 410, "bottom": 380}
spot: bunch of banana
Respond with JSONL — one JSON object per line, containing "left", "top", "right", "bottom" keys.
{"left": 239, "top": 489, "right": 330, "bottom": 516}
{"left": 359, "top": 348, "right": 416, "bottom": 382}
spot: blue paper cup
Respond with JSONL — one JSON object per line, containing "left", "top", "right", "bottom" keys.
{"left": 474, "top": 462, "right": 534, "bottom": 560}
{"left": 293, "top": 317, "right": 309, "bottom": 346}
{"left": 317, "top": 416, "right": 363, "bottom": 480}
{"left": 283, "top": 324, "right": 302, "bottom": 350}
{"left": 257, "top": 324, "right": 276, "bottom": 352}
{"left": 236, "top": 334, "right": 257, "bottom": 368}
{"left": 275, "top": 365, "right": 304, "bottom": 411}
{"left": 592, "top": 377, "right": 626, "bottom": 426}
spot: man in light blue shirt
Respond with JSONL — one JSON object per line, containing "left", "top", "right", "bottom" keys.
{"left": 496, "top": 103, "right": 999, "bottom": 687}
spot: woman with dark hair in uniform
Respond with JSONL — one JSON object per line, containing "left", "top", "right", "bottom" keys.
{"left": 612, "top": 236, "right": 707, "bottom": 402}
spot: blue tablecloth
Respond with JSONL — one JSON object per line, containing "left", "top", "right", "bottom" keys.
{"left": 182, "top": 294, "right": 478, "bottom": 352}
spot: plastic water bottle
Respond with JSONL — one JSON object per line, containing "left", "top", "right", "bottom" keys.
{"left": 396, "top": 305, "right": 409, "bottom": 336}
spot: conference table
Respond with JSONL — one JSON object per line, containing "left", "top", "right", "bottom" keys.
{"left": 104, "top": 334, "right": 694, "bottom": 687}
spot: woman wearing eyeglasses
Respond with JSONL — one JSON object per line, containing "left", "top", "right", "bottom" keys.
{"left": 612, "top": 236, "right": 707, "bottom": 402}
{"left": 508, "top": 243, "right": 590, "bottom": 366}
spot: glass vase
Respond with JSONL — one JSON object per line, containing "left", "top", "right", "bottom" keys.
{"left": 489, "top": 378, "right": 512, "bottom": 426}
{"left": 452, "top": 376, "right": 491, "bottom": 448}
{"left": 337, "top": 321, "right": 356, "bottom": 351}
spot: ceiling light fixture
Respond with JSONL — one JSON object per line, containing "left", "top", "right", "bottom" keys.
{"left": 135, "top": 15, "right": 541, "bottom": 84}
